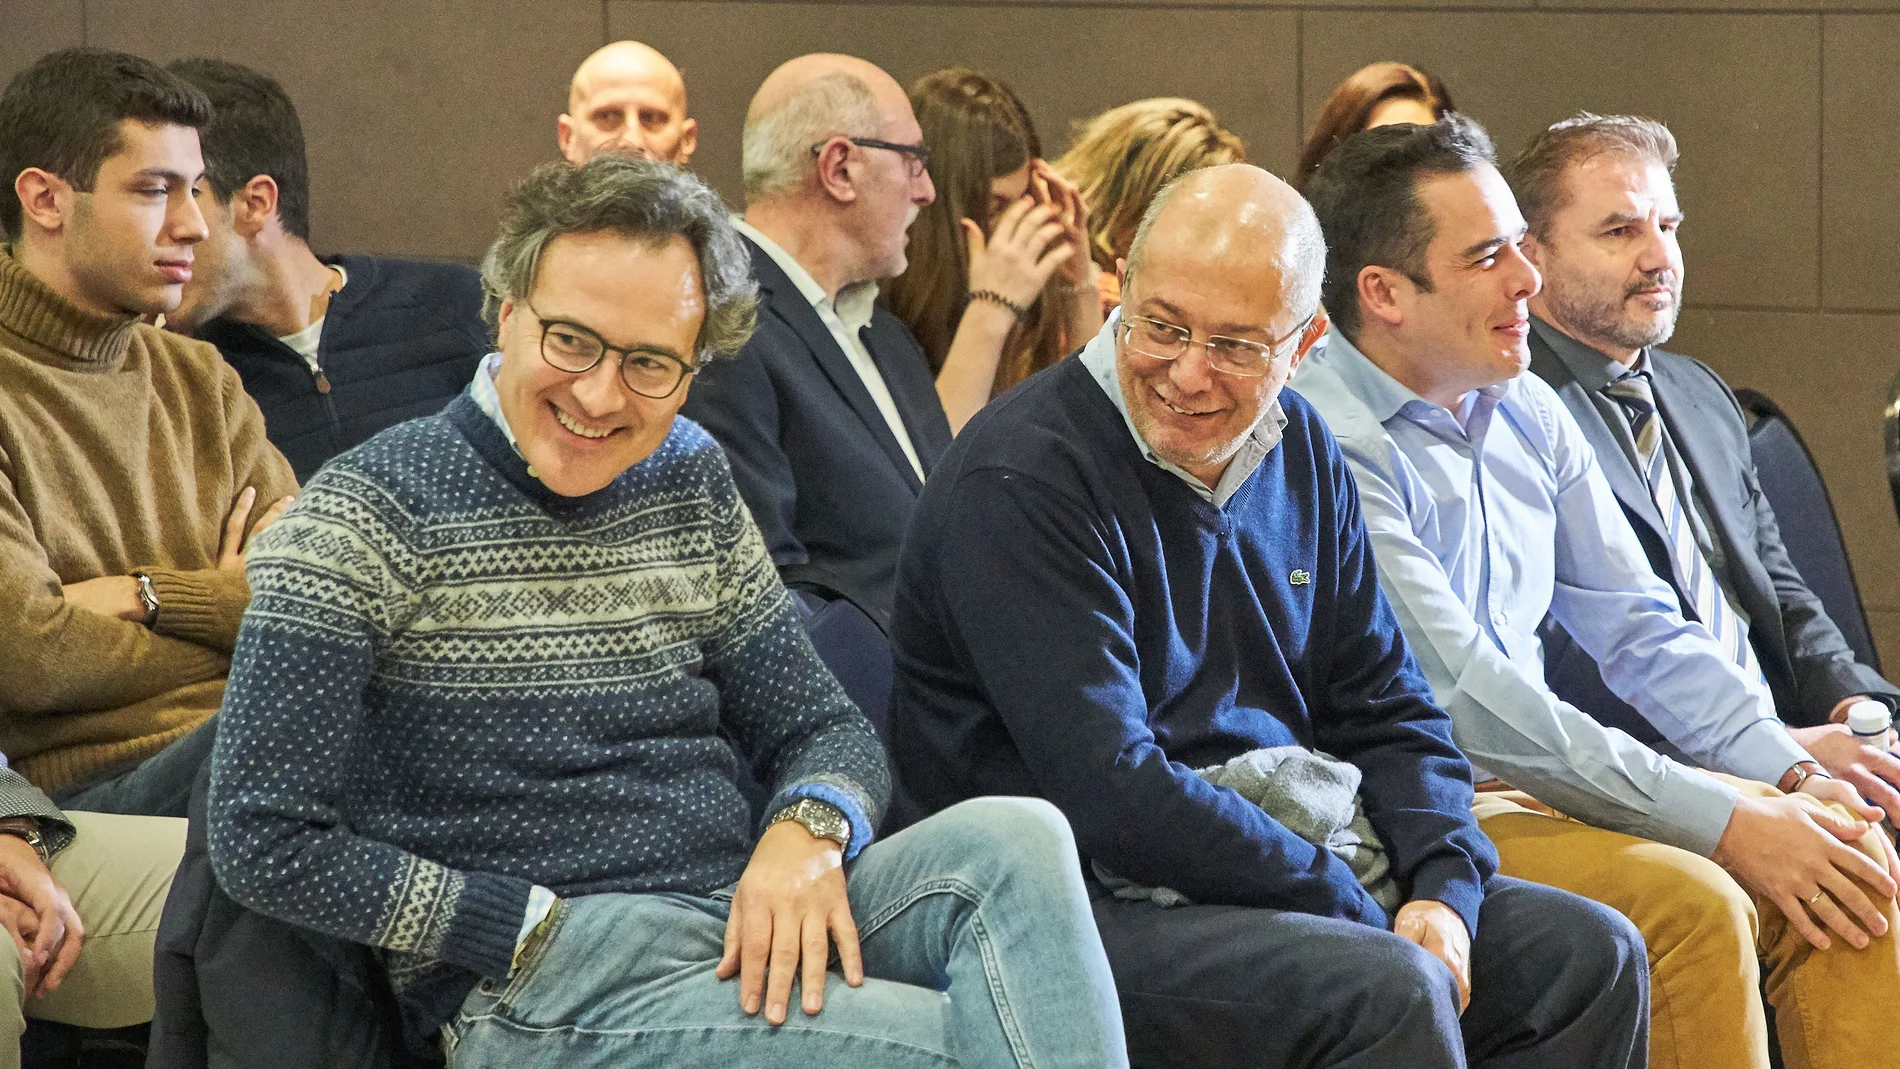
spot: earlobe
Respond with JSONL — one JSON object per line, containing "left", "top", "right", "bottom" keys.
{"left": 676, "top": 119, "right": 698, "bottom": 165}
{"left": 13, "top": 169, "right": 67, "bottom": 234}
{"left": 1358, "top": 266, "right": 1407, "bottom": 328}
{"left": 235, "top": 175, "right": 280, "bottom": 239}
{"left": 556, "top": 115, "right": 575, "bottom": 158}
{"left": 815, "top": 141, "right": 857, "bottom": 204}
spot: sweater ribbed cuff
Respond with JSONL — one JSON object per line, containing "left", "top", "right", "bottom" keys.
{"left": 142, "top": 567, "right": 250, "bottom": 653}
{"left": 1407, "top": 856, "right": 1486, "bottom": 939}
{"left": 439, "top": 871, "right": 536, "bottom": 983}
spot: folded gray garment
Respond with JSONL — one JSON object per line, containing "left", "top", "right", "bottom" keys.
{"left": 1093, "top": 745, "right": 1403, "bottom": 911}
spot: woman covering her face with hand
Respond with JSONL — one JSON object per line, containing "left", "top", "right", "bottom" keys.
{"left": 882, "top": 68, "right": 1101, "bottom": 433}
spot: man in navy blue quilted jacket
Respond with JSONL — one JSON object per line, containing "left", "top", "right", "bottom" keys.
{"left": 166, "top": 58, "right": 488, "bottom": 482}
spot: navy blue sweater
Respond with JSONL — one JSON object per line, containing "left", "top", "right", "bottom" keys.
{"left": 210, "top": 395, "right": 887, "bottom": 1037}
{"left": 890, "top": 358, "right": 1496, "bottom": 933}
{"left": 198, "top": 254, "right": 488, "bottom": 482}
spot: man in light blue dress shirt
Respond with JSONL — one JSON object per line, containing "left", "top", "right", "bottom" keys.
{"left": 1292, "top": 115, "right": 1900, "bottom": 1069}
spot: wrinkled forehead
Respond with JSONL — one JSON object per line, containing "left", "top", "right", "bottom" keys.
{"left": 1558, "top": 152, "right": 1678, "bottom": 221}
{"left": 1129, "top": 231, "right": 1308, "bottom": 336}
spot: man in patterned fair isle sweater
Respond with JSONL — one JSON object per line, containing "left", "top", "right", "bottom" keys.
{"left": 208, "top": 155, "right": 1127, "bottom": 1068}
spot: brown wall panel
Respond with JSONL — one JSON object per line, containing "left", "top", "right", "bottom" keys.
{"left": 84, "top": 0, "right": 604, "bottom": 262}
{"left": 1871, "top": 610, "right": 1900, "bottom": 677}
{"left": 1, "top": 1, "right": 85, "bottom": 90}
{"left": 1669, "top": 309, "right": 1900, "bottom": 639}
{"left": 1301, "top": 12, "right": 1821, "bottom": 312}
{"left": 1822, "top": 15, "right": 1900, "bottom": 311}
{"left": 609, "top": 1, "right": 1300, "bottom": 206}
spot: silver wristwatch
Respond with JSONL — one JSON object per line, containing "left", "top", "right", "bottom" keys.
{"left": 132, "top": 572, "right": 160, "bottom": 628}
{"left": 770, "top": 798, "right": 851, "bottom": 847}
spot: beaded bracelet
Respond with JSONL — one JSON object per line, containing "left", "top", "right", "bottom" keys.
{"left": 969, "top": 289, "right": 1029, "bottom": 320}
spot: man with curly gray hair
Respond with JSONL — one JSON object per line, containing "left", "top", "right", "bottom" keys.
{"left": 206, "top": 153, "right": 1127, "bottom": 1068}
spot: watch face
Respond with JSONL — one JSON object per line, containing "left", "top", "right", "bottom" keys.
{"left": 799, "top": 801, "right": 848, "bottom": 842}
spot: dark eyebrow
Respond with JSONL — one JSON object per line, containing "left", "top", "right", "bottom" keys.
{"left": 1459, "top": 225, "right": 1527, "bottom": 261}
{"left": 128, "top": 168, "right": 196, "bottom": 184}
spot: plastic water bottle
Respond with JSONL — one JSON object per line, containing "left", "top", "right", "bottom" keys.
{"left": 1847, "top": 700, "right": 1893, "bottom": 744}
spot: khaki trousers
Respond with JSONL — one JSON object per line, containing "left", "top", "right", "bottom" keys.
{"left": 1475, "top": 777, "right": 1900, "bottom": 1069}
{"left": 0, "top": 811, "right": 185, "bottom": 1069}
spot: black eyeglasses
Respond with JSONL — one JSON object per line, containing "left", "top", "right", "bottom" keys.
{"left": 809, "top": 136, "right": 932, "bottom": 178}
{"left": 527, "top": 302, "right": 697, "bottom": 399}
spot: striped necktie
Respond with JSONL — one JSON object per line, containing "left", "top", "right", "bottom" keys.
{"left": 1604, "top": 370, "right": 1765, "bottom": 682}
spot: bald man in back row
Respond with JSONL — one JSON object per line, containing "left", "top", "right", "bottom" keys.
{"left": 682, "top": 53, "right": 950, "bottom": 621}
{"left": 889, "top": 164, "right": 1648, "bottom": 1069}
{"left": 558, "top": 40, "right": 697, "bottom": 164}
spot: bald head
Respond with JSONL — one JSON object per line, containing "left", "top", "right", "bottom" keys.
{"left": 559, "top": 40, "right": 696, "bottom": 164}
{"left": 1112, "top": 165, "right": 1326, "bottom": 488}
{"left": 741, "top": 53, "right": 914, "bottom": 203}
{"left": 1125, "top": 164, "right": 1326, "bottom": 320}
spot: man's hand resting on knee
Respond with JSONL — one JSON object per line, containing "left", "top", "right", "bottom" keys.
{"left": 1714, "top": 788, "right": 1897, "bottom": 952}
{"left": 1393, "top": 900, "right": 1470, "bottom": 1013}
{"left": 718, "top": 820, "right": 864, "bottom": 1025}
{"left": 0, "top": 833, "right": 82, "bottom": 999}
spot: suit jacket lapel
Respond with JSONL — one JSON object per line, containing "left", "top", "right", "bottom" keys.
{"left": 748, "top": 240, "right": 924, "bottom": 489}
{"left": 864, "top": 314, "right": 951, "bottom": 474}
{"left": 1528, "top": 331, "right": 1671, "bottom": 544}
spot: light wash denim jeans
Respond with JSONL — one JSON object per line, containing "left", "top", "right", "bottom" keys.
{"left": 443, "top": 797, "right": 1127, "bottom": 1069}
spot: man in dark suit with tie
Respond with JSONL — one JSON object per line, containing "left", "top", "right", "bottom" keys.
{"left": 1511, "top": 113, "right": 1900, "bottom": 820}
{"left": 682, "top": 53, "right": 952, "bottom": 622}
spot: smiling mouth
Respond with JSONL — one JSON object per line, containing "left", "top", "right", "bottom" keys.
{"left": 1157, "top": 391, "right": 1220, "bottom": 418}
{"left": 553, "top": 405, "right": 616, "bottom": 440}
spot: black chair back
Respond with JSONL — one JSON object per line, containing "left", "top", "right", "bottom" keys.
{"left": 1735, "top": 388, "right": 1881, "bottom": 672}
{"left": 1885, "top": 372, "right": 1900, "bottom": 529}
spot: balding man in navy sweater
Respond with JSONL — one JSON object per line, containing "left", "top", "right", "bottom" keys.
{"left": 889, "top": 164, "right": 1649, "bottom": 1069}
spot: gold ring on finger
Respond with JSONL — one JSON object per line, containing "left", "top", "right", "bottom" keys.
{"left": 1807, "top": 889, "right": 1827, "bottom": 906}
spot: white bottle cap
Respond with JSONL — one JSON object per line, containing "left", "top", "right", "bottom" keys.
{"left": 1846, "top": 700, "right": 1893, "bottom": 737}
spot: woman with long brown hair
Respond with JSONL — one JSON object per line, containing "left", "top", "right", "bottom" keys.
{"left": 1295, "top": 62, "right": 1456, "bottom": 190}
{"left": 1051, "top": 98, "right": 1246, "bottom": 313}
{"left": 882, "top": 69, "right": 1101, "bottom": 432}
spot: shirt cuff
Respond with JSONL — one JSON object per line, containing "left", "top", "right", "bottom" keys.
{"left": 513, "top": 885, "right": 558, "bottom": 972}
{"left": 1638, "top": 763, "right": 1742, "bottom": 858}
{"left": 1724, "top": 720, "right": 1816, "bottom": 795}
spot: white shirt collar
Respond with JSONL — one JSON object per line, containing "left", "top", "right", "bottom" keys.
{"left": 731, "top": 218, "right": 879, "bottom": 332}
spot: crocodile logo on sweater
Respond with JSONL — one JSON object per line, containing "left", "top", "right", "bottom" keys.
{"left": 1289, "top": 569, "right": 1311, "bottom": 586}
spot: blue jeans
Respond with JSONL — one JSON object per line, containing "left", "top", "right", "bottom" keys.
{"left": 443, "top": 797, "right": 1127, "bottom": 1068}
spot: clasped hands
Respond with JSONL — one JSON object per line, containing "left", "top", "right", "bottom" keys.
{"left": 0, "top": 834, "right": 81, "bottom": 1001}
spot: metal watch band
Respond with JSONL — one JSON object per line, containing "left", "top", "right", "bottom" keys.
{"left": 771, "top": 798, "right": 850, "bottom": 847}
{"left": 133, "top": 572, "right": 160, "bottom": 628}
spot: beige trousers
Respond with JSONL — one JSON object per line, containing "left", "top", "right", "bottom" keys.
{"left": 1475, "top": 776, "right": 1900, "bottom": 1069}
{"left": 0, "top": 811, "right": 186, "bottom": 1069}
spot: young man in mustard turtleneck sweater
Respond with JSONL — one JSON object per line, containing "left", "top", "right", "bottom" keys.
{"left": 0, "top": 46, "right": 298, "bottom": 1061}
{"left": 0, "top": 47, "right": 296, "bottom": 814}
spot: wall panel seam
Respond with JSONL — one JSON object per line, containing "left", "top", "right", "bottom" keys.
{"left": 601, "top": 1, "right": 1900, "bottom": 12}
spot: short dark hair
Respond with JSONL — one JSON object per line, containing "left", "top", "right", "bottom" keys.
{"left": 1304, "top": 113, "right": 1496, "bottom": 340}
{"left": 1506, "top": 113, "right": 1678, "bottom": 243}
{"left": 167, "top": 58, "right": 311, "bottom": 241}
{"left": 0, "top": 48, "right": 211, "bottom": 239}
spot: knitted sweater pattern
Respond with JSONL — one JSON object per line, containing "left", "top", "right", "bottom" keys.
{"left": 208, "top": 394, "right": 888, "bottom": 1035}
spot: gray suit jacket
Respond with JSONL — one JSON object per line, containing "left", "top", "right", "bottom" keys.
{"left": 1528, "top": 321, "right": 1898, "bottom": 736}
